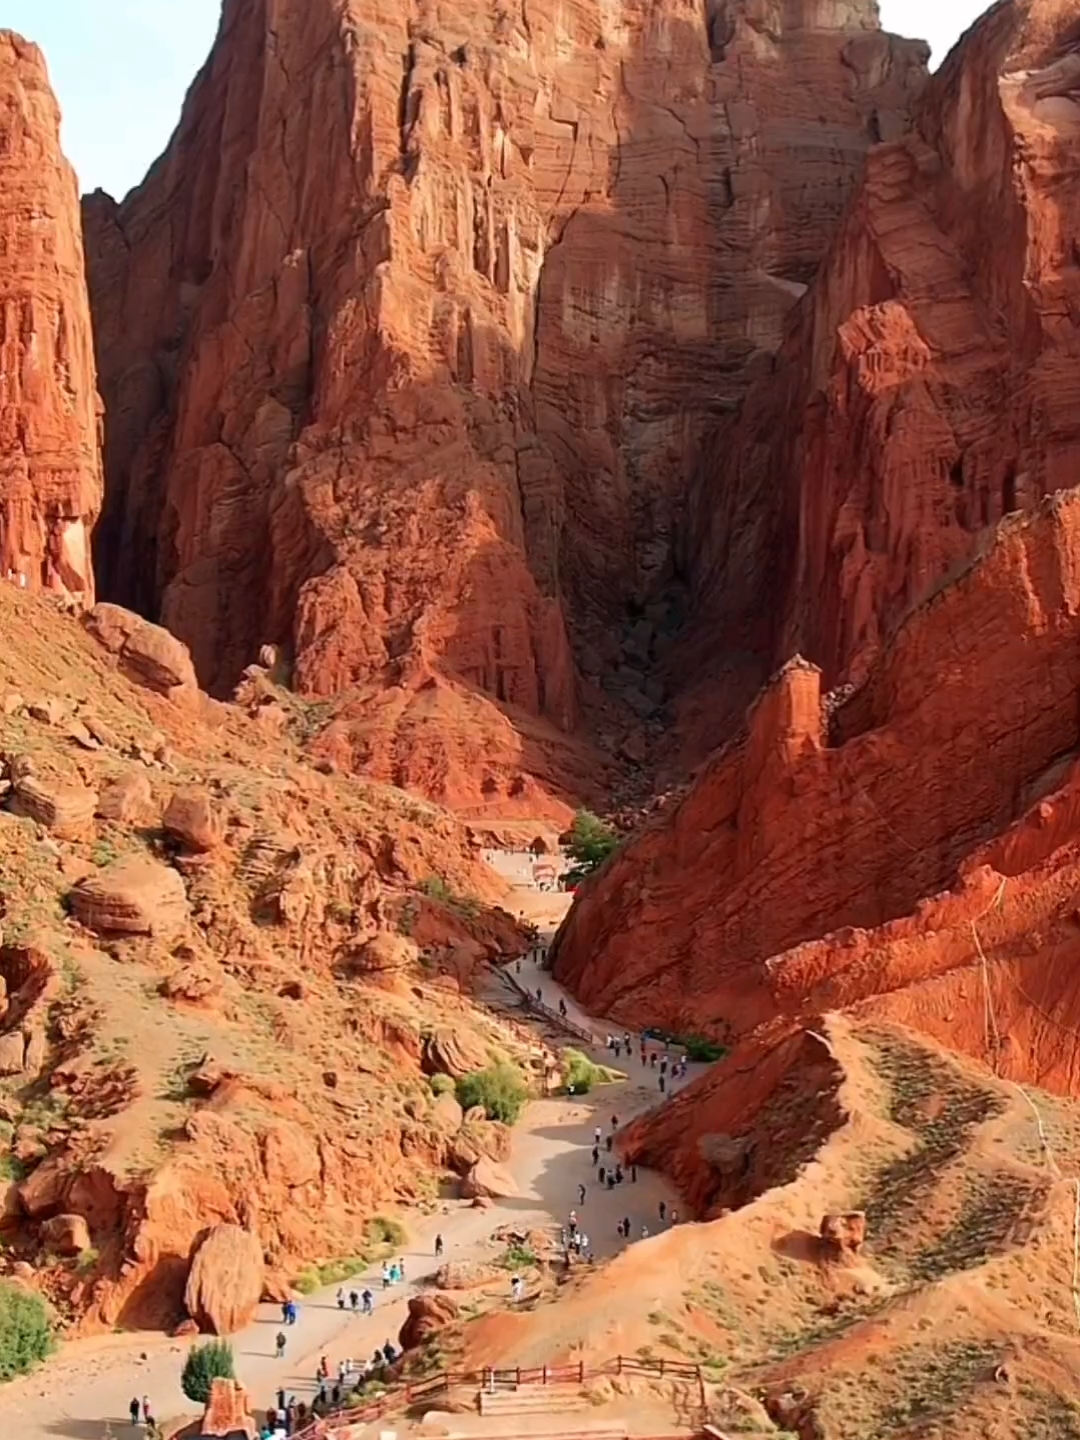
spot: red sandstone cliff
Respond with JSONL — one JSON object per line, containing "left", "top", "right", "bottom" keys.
{"left": 0, "top": 32, "right": 102, "bottom": 602}
{"left": 553, "top": 488, "right": 1080, "bottom": 1058}
{"left": 83, "top": 0, "right": 925, "bottom": 813}
{"left": 680, "top": 0, "right": 1080, "bottom": 737}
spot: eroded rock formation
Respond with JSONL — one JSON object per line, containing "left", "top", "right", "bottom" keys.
{"left": 554, "top": 489, "right": 1080, "bottom": 1069}
{"left": 83, "top": 0, "right": 925, "bottom": 811}
{"left": 0, "top": 32, "right": 102, "bottom": 601}
{"left": 683, "top": 0, "right": 1080, "bottom": 724}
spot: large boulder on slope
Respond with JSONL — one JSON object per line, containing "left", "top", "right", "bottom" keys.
{"left": 460, "top": 1158, "right": 518, "bottom": 1200}
{"left": 398, "top": 1292, "right": 460, "bottom": 1351}
{"left": 83, "top": 603, "right": 198, "bottom": 700}
{"left": 71, "top": 856, "right": 188, "bottom": 937}
{"left": 185, "top": 1224, "right": 265, "bottom": 1334}
{"left": 164, "top": 786, "right": 222, "bottom": 852}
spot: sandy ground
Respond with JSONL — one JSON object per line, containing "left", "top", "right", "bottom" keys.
{"left": 7, "top": 870, "right": 705, "bottom": 1438}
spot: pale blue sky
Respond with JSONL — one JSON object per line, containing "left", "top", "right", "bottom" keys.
{"left": 6, "top": 0, "right": 988, "bottom": 199}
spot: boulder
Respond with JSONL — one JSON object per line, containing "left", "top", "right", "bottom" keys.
{"left": 398, "top": 1292, "right": 460, "bottom": 1351}
{"left": 820, "top": 1211, "right": 867, "bottom": 1259}
{"left": 27, "top": 696, "right": 69, "bottom": 726}
{"left": 431, "top": 1090, "right": 464, "bottom": 1133}
{"left": 9, "top": 775, "right": 97, "bottom": 840}
{"left": 421, "top": 1027, "right": 489, "bottom": 1079}
{"left": 348, "top": 932, "right": 419, "bottom": 976}
{"left": 40, "top": 1212, "right": 91, "bottom": 1256}
{"left": 0, "top": 1031, "right": 25, "bottom": 1076}
{"left": 434, "top": 1260, "right": 500, "bottom": 1289}
{"left": 71, "top": 856, "right": 188, "bottom": 937}
{"left": 96, "top": 771, "right": 154, "bottom": 823}
{"left": 460, "top": 1158, "right": 518, "bottom": 1200}
{"left": 1, "top": 1180, "right": 21, "bottom": 1227}
{"left": 22, "top": 1026, "right": 47, "bottom": 1076}
{"left": 164, "top": 786, "right": 222, "bottom": 852}
{"left": 446, "top": 1119, "right": 512, "bottom": 1175}
{"left": 185, "top": 1224, "right": 265, "bottom": 1334}
{"left": 83, "top": 604, "right": 198, "bottom": 700}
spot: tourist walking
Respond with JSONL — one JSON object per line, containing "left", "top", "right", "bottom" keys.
{"left": 578, "top": 1183, "right": 586, "bottom": 1204}
{"left": 435, "top": 1232, "right": 444, "bottom": 1257}
{"left": 659, "top": 1200, "right": 666, "bottom": 1223}
{"left": 129, "top": 1399, "right": 140, "bottom": 1428}
{"left": 362, "top": 1288, "right": 374, "bottom": 1315}
{"left": 337, "top": 1287, "right": 346, "bottom": 1310}
{"left": 349, "top": 1289, "right": 359, "bottom": 1311}
{"left": 276, "top": 1331, "right": 287, "bottom": 1359}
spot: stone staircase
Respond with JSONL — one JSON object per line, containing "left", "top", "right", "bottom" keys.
{"left": 477, "top": 1384, "right": 592, "bottom": 1419}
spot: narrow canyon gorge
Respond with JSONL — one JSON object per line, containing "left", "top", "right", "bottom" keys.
{"left": 7, "top": 0, "right": 1080, "bottom": 1436}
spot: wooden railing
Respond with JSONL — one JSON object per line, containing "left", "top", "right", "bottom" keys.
{"left": 291, "top": 1355, "right": 706, "bottom": 1439}
{"left": 501, "top": 967, "right": 597, "bottom": 1045}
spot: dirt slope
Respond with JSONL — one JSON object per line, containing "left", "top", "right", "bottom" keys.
{"left": 0, "top": 583, "right": 544, "bottom": 1334}
{"left": 456, "top": 1015, "right": 1080, "bottom": 1439}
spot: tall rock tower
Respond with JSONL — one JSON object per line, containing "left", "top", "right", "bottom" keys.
{"left": 0, "top": 32, "right": 102, "bottom": 602}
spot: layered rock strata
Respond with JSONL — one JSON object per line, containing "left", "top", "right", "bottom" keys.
{"left": 683, "top": 0, "right": 1080, "bottom": 700}
{"left": 553, "top": 489, "right": 1080, "bottom": 1048}
{"left": 84, "top": 0, "right": 925, "bottom": 808}
{"left": 0, "top": 32, "right": 102, "bottom": 601}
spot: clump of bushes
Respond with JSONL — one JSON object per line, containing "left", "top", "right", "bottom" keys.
{"left": 0, "top": 1283, "right": 53, "bottom": 1382}
{"left": 562, "top": 1048, "right": 620, "bottom": 1095}
{"left": 429, "top": 1073, "right": 456, "bottom": 1097}
{"left": 366, "top": 1214, "right": 407, "bottom": 1248}
{"left": 648, "top": 1029, "right": 726, "bottom": 1064}
{"left": 456, "top": 1062, "right": 529, "bottom": 1125}
{"left": 181, "top": 1339, "right": 235, "bottom": 1405}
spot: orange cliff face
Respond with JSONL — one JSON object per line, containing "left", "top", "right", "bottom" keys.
{"left": 681, "top": 0, "right": 1080, "bottom": 728}
{"left": 82, "top": 0, "right": 926, "bottom": 815}
{"left": 0, "top": 32, "right": 102, "bottom": 603}
{"left": 553, "top": 489, "right": 1080, "bottom": 1053}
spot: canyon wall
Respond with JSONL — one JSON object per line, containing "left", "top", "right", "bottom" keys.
{"left": 683, "top": 0, "right": 1080, "bottom": 705}
{"left": 0, "top": 32, "right": 101, "bottom": 602}
{"left": 552, "top": 488, "right": 1080, "bottom": 1037}
{"left": 83, "top": 0, "right": 925, "bottom": 811}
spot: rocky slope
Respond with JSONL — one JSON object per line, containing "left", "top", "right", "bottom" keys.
{"left": 0, "top": 33, "right": 101, "bottom": 603}
{"left": 82, "top": 0, "right": 926, "bottom": 814}
{"left": 458, "top": 1014, "right": 1080, "bottom": 1440}
{"left": 681, "top": 0, "right": 1080, "bottom": 731}
{"left": 553, "top": 485, "right": 1080, "bottom": 1083}
{"left": 0, "top": 583, "right": 545, "bottom": 1334}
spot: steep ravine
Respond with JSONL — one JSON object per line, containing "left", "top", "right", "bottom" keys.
{"left": 82, "top": 0, "right": 927, "bottom": 814}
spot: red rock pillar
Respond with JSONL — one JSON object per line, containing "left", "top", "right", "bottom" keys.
{"left": 0, "top": 32, "right": 103, "bottom": 603}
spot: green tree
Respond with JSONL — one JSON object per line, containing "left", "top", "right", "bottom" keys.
{"left": 0, "top": 1282, "right": 53, "bottom": 1382}
{"left": 181, "top": 1339, "right": 236, "bottom": 1406}
{"left": 456, "top": 1062, "right": 529, "bottom": 1125}
{"left": 565, "top": 810, "right": 618, "bottom": 878}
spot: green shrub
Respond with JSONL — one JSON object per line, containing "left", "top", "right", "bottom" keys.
{"left": 420, "top": 875, "right": 480, "bottom": 920}
{"left": 0, "top": 1283, "right": 53, "bottom": 1382}
{"left": 429, "top": 1073, "right": 455, "bottom": 1097}
{"left": 292, "top": 1270, "right": 320, "bottom": 1295}
{"left": 683, "top": 1036, "right": 725, "bottom": 1064}
{"left": 181, "top": 1339, "right": 235, "bottom": 1405}
{"left": 649, "top": 1030, "right": 726, "bottom": 1065}
{"left": 499, "top": 1243, "right": 537, "bottom": 1270}
{"left": 456, "top": 1063, "right": 529, "bottom": 1125}
{"left": 562, "top": 1048, "right": 619, "bottom": 1095}
{"left": 366, "top": 1215, "right": 406, "bottom": 1249}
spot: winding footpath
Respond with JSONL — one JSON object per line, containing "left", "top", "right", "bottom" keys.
{"left": 8, "top": 879, "right": 705, "bottom": 1439}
